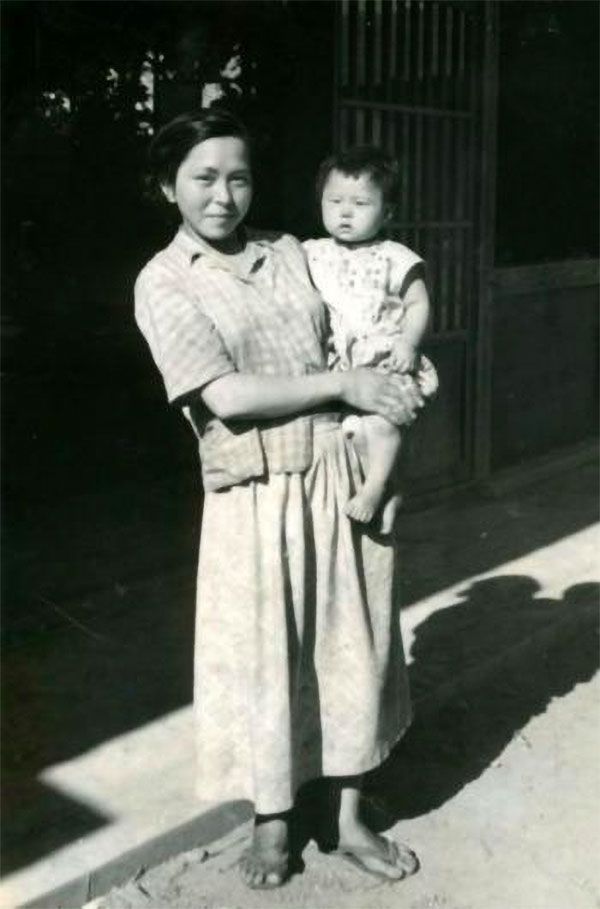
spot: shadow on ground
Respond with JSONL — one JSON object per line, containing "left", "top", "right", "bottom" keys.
{"left": 362, "top": 576, "right": 600, "bottom": 827}
{"left": 2, "top": 405, "right": 598, "bottom": 871}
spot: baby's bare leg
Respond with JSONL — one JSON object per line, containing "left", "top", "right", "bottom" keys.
{"left": 345, "top": 415, "right": 402, "bottom": 532}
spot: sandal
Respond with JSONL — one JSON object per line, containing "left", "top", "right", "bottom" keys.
{"left": 330, "top": 836, "right": 419, "bottom": 882}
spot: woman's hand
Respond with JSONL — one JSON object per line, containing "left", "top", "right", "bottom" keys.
{"left": 341, "top": 368, "right": 424, "bottom": 425}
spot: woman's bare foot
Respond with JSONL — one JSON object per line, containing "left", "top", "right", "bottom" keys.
{"left": 239, "top": 814, "right": 290, "bottom": 889}
{"left": 336, "top": 816, "right": 418, "bottom": 881}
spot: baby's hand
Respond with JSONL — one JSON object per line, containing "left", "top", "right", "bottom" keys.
{"left": 391, "top": 338, "right": 418, "bottom": 373}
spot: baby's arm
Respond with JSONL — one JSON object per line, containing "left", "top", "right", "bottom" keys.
{"left": 391, "top": 278, "right": 431, "bottom": 372}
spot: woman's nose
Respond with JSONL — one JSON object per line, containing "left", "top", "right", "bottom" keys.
{"left": 213, "top": 179, "right": 233, "bottom": 205}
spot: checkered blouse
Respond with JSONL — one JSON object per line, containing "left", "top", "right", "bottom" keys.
{"left": 135, "top": 228, "right": 338, "bottom": 491}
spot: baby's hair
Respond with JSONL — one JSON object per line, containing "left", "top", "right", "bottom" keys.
{"left": 316, "top": 146, "right": 401, "bottom": 207}
{"left": 148, "top": 108, "right": 251, "bottom": 190}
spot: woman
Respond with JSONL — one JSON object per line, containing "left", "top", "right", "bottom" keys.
{"left": 135, "top": 108, "right": 422, "bottom": 889}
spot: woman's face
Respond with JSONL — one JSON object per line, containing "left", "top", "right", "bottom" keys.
{"left": 163, "top": 136, "right": 253, "bottom": 245}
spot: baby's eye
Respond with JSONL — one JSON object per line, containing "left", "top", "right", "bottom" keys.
{"left": 327, "top": 197, "right": 342, "bottom": 203}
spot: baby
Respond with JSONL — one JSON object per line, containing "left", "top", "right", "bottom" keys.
{"left": 304, "top": 146, "right": 438, "bottom": 533}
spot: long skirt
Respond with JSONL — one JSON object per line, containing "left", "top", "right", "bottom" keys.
{"left": 194, "top": 421, "right": 412, "bottom": 815}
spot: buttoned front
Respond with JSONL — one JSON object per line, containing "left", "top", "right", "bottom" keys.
{"left": 135, "top": 228, "right": 334, "bottom": 490}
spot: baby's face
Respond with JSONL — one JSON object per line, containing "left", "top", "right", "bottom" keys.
{"left": 321, "top": 170, "right": 388, "bottom": 244}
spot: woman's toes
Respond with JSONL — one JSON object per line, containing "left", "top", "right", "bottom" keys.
{"left": 239, "top": 847, "right": 288, "bottom": 889}
{"left": 361, "top": 851, "right": 405, "bottom": 880}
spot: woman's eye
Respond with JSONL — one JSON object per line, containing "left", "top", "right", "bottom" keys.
{"left": 231, "top": 176, "right": 250, "bottom": 186}
{"left": 194, "top": 175, "right": 212, "bottom": 183}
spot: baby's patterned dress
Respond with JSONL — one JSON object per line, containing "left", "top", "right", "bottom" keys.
{"left": 303, "top": 238, "right": 438, "bottom": 404}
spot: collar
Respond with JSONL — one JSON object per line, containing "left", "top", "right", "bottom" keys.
{"left": 173, "top": 226, "right": 270, "bottom": 278}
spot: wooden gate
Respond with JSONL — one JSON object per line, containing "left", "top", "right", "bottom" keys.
{"left": 334, "top": 0, "right": 497, "bottom": 493}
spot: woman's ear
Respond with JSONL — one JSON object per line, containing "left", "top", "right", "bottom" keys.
{"left": 384, "top": 204, "right": 395, "bottom": 225}
{"left": 161, "top": 183, "right": 176, "bottom": 204}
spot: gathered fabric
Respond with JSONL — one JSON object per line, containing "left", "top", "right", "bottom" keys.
{"left": 194, "top": 422, "right": 412, "bottom": 814}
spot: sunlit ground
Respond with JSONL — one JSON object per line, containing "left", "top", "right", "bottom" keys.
{"left": 2, "top": 516, "right": 597, "bottom": 908}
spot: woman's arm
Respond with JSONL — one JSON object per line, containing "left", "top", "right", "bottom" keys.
{"left": 190, "top": 368, "right": 424, "bottom": 424}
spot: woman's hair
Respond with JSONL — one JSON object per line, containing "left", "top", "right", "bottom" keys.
{"left": 316, "top": 146, "right": 401, "bottom": 207}
{"left": 148, "top": 108, "right": 251, "bottom": 189}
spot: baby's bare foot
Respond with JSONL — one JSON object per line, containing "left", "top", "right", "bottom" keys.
{"left": 345, "top": 490, "right": 381, "bottom": 524}
{"left": 239, "top": 816, "right": 289, "bottom": 890}
{"left": 380, "top": 493, "right": 403, "bottom": 534}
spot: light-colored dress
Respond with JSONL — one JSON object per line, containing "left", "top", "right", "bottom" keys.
{"left": 135, "top": 228, "right": 412, "bottom": 814}
{"left": 304, "top": 237, "right": 438, "bottom": 400}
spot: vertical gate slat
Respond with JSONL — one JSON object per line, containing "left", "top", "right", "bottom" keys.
{"left": 414, "top": 110, "right": 423, "bottom": 256}
{"left": 431, "top": 2, "right": 440, "bottom": 78}
{"left": 440, "top": 110, "right": 452, "bottom": 332}
{"left": 401, "top": 112, "right": 410, "bottom": 227}
{"left": 372, "top": 108, "right": 382, "bottom": 145}
{"left": 417, "top": 1, "right": 425, "bottom": 82}
{"left": 445, "top": 4, "right": 454, "bottom": 77}
{"left": 387, "top": 110, "right": 397, "bottom": 163}
{"left": 389, "top": 0, "right": 398, "bottom": 81}
{"left": 458, "top": 7, "right": 466, "bottom": 77}
{"left": 357, "top": 0, "right": 366, "bottom": 87}
{"left": 403, "top": 0, "right": 412, "bottom": 81}
{"left": 454, "top": 117, "right": 466, "bottom": 328}
{"left": 340, "top": 106, "right": 349, "bottom": 150}
{"left": 341, "top": 0, "right": 350, "bottom": 87}
{"left": 466, "top": 14, "right": 478, "bottom": 332}
{"left": 374, "top": 0, "right": 383, "bottom": 85}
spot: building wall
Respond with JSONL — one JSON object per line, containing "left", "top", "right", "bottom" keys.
{"left": 490, "top": 262, "right": 599, "bottom": 469}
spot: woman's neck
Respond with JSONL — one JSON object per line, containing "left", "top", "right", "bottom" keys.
{"left": 182, "top": 223, "right": 246, "bottom": 257}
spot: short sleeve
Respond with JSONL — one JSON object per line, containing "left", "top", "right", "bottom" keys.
{"left": 386, "top": 241, "right": 425, "bottom": 296}
{"left": 134, "top": 262, "right": 236, "bottom": 404}
{"left": 274, "top": 233, "right": 317, "bottom": 288}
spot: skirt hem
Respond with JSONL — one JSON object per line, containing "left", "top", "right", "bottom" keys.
{"left": 194, "top": 719, "right": 412, "bottom": 815}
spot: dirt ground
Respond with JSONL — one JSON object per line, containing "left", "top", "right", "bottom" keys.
{"left": 88, "top": 580, "right": 599, "bottom": 909}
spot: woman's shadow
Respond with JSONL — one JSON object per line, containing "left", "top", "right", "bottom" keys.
{"left": 361, "top": 575, "right": 599, "bottom": 827}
